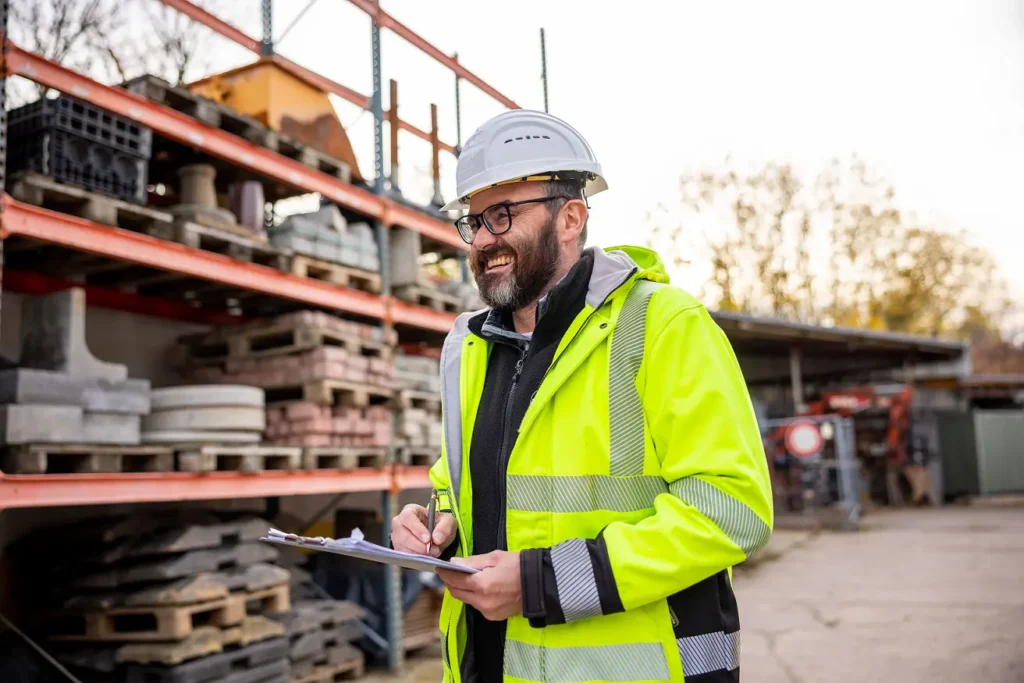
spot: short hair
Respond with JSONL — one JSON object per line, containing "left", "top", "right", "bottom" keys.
{"left": 545, "top": 177, "right": 588, "bottom": 250}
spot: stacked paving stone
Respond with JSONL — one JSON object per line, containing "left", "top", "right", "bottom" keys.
{"left": 12, "top": 512, "right": 293, "bottom": 683}
{"left": 177, "top": 312, "right": 396, "bottom": 470}
{"left": 392, "top": 354, "right": 442, "bottom": 466}
{"left": 270, "top": 601, "right": 367, "bottom": 682}
{"left": 143, "top": 385, "right": 267, "bottom": 445}
{"left": 270, "top": 204, "right": 380, "bottom": 273}
{"left": 0, "top": 288, "right": 155, "bottom": 473}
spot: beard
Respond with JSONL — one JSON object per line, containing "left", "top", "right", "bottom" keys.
{"left": 471, "top": 213, "right": 561, "bottom": 312}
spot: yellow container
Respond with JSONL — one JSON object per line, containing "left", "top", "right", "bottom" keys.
{"left": 189, "top": 59, "right": 364, "bottom": 184}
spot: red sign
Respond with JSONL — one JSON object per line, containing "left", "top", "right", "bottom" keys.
{"left": 784, "top": 419, "right": 823, "bottom": 459}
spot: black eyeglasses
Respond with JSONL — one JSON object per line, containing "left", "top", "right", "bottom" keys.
{"left": 453, "top": 195, "right": 571, "bottom": 244}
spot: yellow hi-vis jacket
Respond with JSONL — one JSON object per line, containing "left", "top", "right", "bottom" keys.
{"left": 428, "top": 245, "right": 774, "bottom": 682}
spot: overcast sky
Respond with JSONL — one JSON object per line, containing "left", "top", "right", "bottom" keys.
{"left": 201, "top": 0, "right": 1024, "bottom": 300}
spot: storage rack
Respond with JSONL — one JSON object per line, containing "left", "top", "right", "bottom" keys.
{"left": 0, "top": 0, "right": 514, "bottom": 670}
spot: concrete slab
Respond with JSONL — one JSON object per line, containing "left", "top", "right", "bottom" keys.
{"left": 83, "top": 413, "right": 142, "bottom": 445}
{"left": 150, "top": 385, "right": 264, "bottom": 410}
{"left": 0, "top": 404, "right": 84, "bottom": 444}
{"left": 83, "top": 378, "right": 151, "bottom": 415}
{"left": 0, "top": 368, "right": 85, "bottom": 406}
{"left": 389, "top": 227, "right": 422, "bottom": 288}
{"left": 19, "top": 288, "right": 128, "bottom": 381}
{"left": 143, "top": 406, "right": 265, "bottom": 432}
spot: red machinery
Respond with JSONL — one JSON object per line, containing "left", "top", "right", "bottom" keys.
{"left": 765, "top": 384, "right": 932, "bottom": 507}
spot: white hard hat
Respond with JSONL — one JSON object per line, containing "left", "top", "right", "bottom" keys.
{"left": 442, "top": 109, "right": 607, "bottom": 212}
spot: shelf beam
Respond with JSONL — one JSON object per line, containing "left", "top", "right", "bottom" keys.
{"left": 3, "top": 41, "right": 467, "bottom": 251}
{"left": 346, "top": 0, "right": 519, "bottom": 110}
{"left": 1, "top": 197, "right": 388, "bottom": 320}
{"left": 155, "top": 0, "right": 458, "bottom": 154}
{"left": 0, "top": 469, "right": 394, "bottom": 510}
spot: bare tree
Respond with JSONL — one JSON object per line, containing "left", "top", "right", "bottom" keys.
{"left": 8, "top": 0, "right": 135, "bottom": 103}
{"left": 647, "top": 157, "right": 1013, "bottom": 341}
{"left": 139, "top": 0, "right": 226, "bottom": 85}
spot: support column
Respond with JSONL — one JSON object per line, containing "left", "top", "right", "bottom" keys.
{"left": 388, "top": 79, "right": 400, "bottom": 194}
{"left": 430, "top": 104, "right": 443, "bottom": 207}
{"left": 371, "top": 3, "right": 401, "bottom": 672}
{"left": 789, "top": 347, "right": 804, "bottom": 414}
{"left": 261, "top": 0, "right": 273, "bottom": 55}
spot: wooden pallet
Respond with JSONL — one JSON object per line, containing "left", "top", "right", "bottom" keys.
{"left": 46, "top": 596, "right": 245, "bottom": 642}
{"left": 291, "top": 646, "right": 365, "bottom": 682}
{"left": 276, "top": 136, "right": 353, "bottom": 183}
{"left": 8, "top": 172, "right": 171, "bottom": 232}
{"left": 122, "top": 75, "right": 276, "bottom": 149}
{"left": 395, "top": 446, "right": 440, "bottom": 467}
{"left": 393, "top": 284, "right": 463, "bottom": 313}
{"left": 230, "top": 581, "right": 291, "bottom": 617}
{"left": 180, "top": 323, "right": 391, "bottom": 368}
{"left": 264, "top": 379, "right": 393, "bottom": 407}
{"left": 145, "top": 220, "right": 290, "bottom": 271}
{"left": 393, "top": 390, "right": 441, "bottom": 412}
{"left": 290, "top": 255, "right": 381, "bottom": 294}
{"left": 302, "top": 447, "right": 387, "bottom": 471}
{"left": 221, "top": 615, "right": 288, "bottom": 648}
{"left": 2, "top": 444, "right": 174, "bottom": 475}
{"left": 176, "top": 445, "right": 302, "bottom": 473}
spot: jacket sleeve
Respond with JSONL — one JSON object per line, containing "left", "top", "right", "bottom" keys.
{"left": 521, "top": 299, "right": 774, "bottom": 627}
{"left": 428, "top": 424, "right": 460, "bottom": 561}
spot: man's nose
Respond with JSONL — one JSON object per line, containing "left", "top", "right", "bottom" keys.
{"left": 472, "top": 225, "right": 497, "bottom": 251}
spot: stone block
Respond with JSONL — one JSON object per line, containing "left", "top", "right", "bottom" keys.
{"left": 0, "top": 405, "right": 84, "bottom": 444}
{"left": 142, "top": 406, "right": 265, "bottom": 432}
{"left": 0, "top": 368, "right": 85, "bottom": 406}
{"left": 83, "top": 378, "right": 151, "bottom": 415}
{"left": 150, "top": 385, "right": 264, "bottom": 410}
{"left": 19, "top": 288, "right": 128, "bottom": 381}
{"left": 83, "top": 413, "right": 142, "bottom": 445}
{"left": 389, "top": 227, "right": 422, "bottom": 288}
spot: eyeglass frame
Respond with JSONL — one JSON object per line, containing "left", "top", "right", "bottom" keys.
{"left": 452, "top": 194, "right": 575, "bottom": 244}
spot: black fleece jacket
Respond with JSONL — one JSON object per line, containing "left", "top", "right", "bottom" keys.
{"left": 458, "top": 250, "right": 595, "bottom": 683}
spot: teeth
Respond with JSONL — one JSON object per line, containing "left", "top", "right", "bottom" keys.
{"left": 487, "top": 255, "right": 513, "bottom": 268}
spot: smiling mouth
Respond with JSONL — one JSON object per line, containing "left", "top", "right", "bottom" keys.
{"left": 485, "top": 254, "right": 514, "bottom": 271}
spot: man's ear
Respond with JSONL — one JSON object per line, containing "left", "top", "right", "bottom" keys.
{"left": 560, "top": 199, "right": 588, "bottom": 245}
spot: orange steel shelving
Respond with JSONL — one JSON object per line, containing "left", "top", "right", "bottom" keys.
{"left": 0, "top": 468, "right": 395, "bottom": 510}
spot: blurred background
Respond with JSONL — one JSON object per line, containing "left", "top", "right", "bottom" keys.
{"left": 0, "top": 1, "right": 1021, "bottom": 682}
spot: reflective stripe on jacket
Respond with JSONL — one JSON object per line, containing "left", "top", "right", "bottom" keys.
{"left": 428, "top": 245, "right": 774, "bottom": 682}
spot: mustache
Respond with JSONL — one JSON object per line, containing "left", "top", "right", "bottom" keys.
{"left": 474, "top": 245, "right": 517, "bottom": 267}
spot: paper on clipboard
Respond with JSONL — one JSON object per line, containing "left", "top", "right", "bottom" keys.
{"left": 260, "top": 527, "right": 478, "bottom": 574}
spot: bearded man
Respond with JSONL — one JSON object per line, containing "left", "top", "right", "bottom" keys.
{"left": 390, "top": 109, "right": 773, "bottom": 683}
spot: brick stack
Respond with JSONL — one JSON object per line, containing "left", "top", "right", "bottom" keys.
{"left": 264, "top": 403, "right": 391, "bottom": 449}
{"left": 179, "top": 311, "right": 397, "bottom": 466}
{"left": 392, "top": 354, "right": 443, "bottom": 466}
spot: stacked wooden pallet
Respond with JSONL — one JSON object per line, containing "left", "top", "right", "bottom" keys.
{"left": 10, "top": 513, "right": 293, "bottom": 683}
{"left": 177, "top": 312, "right": 395, "bottom": 471}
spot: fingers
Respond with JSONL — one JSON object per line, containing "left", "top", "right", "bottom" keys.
{"left": 436, "top": 567, "right": 478, "bottom": 592}
{"left": 433, "top": 513, "right": 458, "bottom": 546}
{"left": 390, "top": 504, "right": 429, "bottom": 555}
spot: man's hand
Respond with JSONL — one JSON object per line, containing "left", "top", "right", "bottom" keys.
{"left": 436, "top": 551, "right": 522, "bottom": 621}
{"left": 390, "top": 504, "right": 457, "bottom": 557}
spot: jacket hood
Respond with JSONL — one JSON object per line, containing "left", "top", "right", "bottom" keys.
{"left": 586, "top": 245, "right": 670, "bottom": 309}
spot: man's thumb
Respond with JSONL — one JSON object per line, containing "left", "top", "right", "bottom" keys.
{"left": 434, "top": 513, "right": 457, "bottom": 544}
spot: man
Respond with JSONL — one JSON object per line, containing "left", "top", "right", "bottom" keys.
{"left": 390, "top": 109, "right": 773, "bottom": 683}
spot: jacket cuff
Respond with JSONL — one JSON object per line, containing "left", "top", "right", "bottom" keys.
{"left": 521, "top": 548, "right": 565, "bottom": 628}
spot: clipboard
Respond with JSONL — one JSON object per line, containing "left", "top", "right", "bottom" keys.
{"left": 260, "top": 527, "right": 478, "bottom": 574}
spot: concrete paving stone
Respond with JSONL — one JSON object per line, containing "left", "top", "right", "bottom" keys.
{"left": 151, "top": 385, "right": 265, "bottom": 410}
{"left": 389, "top": 227, "right": 422, "bottom": 288}
{"left": 0, "top": 404, "right": 84, "bottom": 444}
{"left": 98, "top": 517, "right": 271, "bottom": 562}
{"left": 115, "top": 626, "right": 224, "bottom": 667}
{"left": 0, "top": 368, "right": 85, "bottom": 406}
{"left": 75, "top": 543, "right": 280, "bottom": 589}
{"left": 222, "top": 616, "right": 287, "bottom": 648}
{"left": 83, "top": 413, "right": 142, "bottom": 445}
{"left": 141, "top": 429, "right": 262, "bottom": 444}
{"left": 143, "top": 406, "right": 266, "bottom": 432}
{"left": 19, "top": 288, "right": 128, "bottom": 381}
{"left": 83, "top": 378, "right": 151, "bottom": 415}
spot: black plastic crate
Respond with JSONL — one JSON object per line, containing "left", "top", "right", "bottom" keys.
{"left": 8, "top": 128, "right": 148, "bottom": 203}
{"left": 9, "top": 95, "right": 151, "bottom": 159}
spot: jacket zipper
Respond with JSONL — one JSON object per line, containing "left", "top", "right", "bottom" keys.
{"left": 496, "top": 348, "right": 527, "bottom": 551}
{"left": 518, "top": 267, "right": 639, "bottom": 435}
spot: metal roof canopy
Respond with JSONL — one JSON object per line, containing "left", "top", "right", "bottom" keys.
{"left": 711, "top": 310, "right": 968, "bottom": 386}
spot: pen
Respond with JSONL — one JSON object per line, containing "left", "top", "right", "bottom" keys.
{"left": 425, "top": 490, "right": 438, "bottom": 554}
